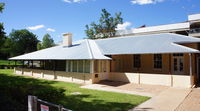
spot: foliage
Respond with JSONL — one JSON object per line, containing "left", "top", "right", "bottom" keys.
{"left": 0, "top": 3, "right": 4, "bottom": 13}
{"left": 0, "top": 3, "right": 7, "bottom": 59}
{"left": 0, "top": 23, "right": 6, "bottom": 50}
{"left": 37, "top": 33, "right": 55, "bottom": 50}
{"left": 9, "top": 29, "right": 39, "bottom": 57}
{"left": 0, "top": 37, "right": 12, "bottom": 59}
{"left": 0, "top": 60, "right": 22, "bottom": 65}
{"left": 85, "top": 9, "right": 123, "bottom": 39}
{"left": 0, "top": 69, "right": 149, "bottom": 111}
{"left": 37, "top": 42, "right": 43, "bottom": 50}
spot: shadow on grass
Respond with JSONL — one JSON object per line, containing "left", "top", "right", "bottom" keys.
{"left": 0, "top": 72, "right": 138, "bottom": 111}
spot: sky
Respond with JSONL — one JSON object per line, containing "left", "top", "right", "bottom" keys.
{"left": 1, "top": 0, "right": 200, "bottom": 43}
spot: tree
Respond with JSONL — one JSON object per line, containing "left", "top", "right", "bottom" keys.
{"left": 0, "top": 3, "right": 4, "bottom": 13}
{"left": 0, "top": 3, "right": 7, "bottom": 59}
{"left": 85, "top": 9, "right": 123, "bottom": 39}
{"left": 37, "top": 42, "right": 43, "bottom": 50}
{"left": 9, "top": 29, "right": 39, "bottom": 57}
{"left": 42, "top": 33, "right": 55, "bottom": 49}
{"left": 37, "top": 33, "right": 55, "bottom": 50}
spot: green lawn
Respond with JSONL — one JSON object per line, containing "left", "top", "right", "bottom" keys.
{"left": 0, "top": 69, "right": 150, "bottom": 111}
{"left": 0, "top": 60, "right": 22, "bottom": 65}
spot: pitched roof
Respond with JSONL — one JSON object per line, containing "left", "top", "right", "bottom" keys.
{"left": 95, "top": 33, "right": 200, "bottom": 55}
{"left": 9, "top": 39, "right": 110, "bottom": 60}
{"left": 9, "top": 33, "right": 200, "bottom": 60}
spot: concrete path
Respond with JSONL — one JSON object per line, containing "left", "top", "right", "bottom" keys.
{"left": 131, "top": 88, "right": 191, "bottom": 111}
{"left": 82, "top": 83, "right": 191, "bottom": 111}
{"left": 81, "top": 84, "right": 155, "bottom": 97}
{"left": 175, "top": 88, "right": 200, "bottom": 111}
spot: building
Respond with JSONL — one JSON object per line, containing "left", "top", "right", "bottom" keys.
{"left": 10, "top": 32, "right": 200, "bottom": 88}
{"left": 116, "top": 13, "right": 200, "bottom": 38}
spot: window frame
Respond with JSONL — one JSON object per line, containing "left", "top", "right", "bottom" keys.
{"left": 172, "top": 53, "right": 184, "bottom": 74}
{"left": 153, "top": 54, "right": 162, "bottom": 69}
{"left": 133, "top": 54, "right": 141, "bottom": 68}
{"left": 66, "top": 60, "right": 91, "bottom": 73}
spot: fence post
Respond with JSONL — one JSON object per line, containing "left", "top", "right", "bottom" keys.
{"left": 28, "top": 95, "right": 37, "bottom": 111}
{"left": 59, "top": 105, "right": 63, "bottom": 111}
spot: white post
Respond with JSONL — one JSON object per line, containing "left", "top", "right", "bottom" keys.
{"left": 28, "top": 96, "right": 37, "bottom": 111}
{"left": 90, "top": 60, "right": 94, "bottom": 73}
{"left": 189, "top": 53, "right": 193, "bottom": 87}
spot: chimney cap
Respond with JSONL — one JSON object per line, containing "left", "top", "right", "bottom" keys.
{"left": 63, "top": 33, "right": 72, "bottom": 36}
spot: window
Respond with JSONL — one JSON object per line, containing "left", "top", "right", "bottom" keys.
{"left": 154, "top": 54, "right": 162, "bottom": 69}
{"left": 84, "top": 60, "right": 91, "bottom": 73}
{"left": 173, "top": 53, "right": 184, "bottom": 74}
{"left": 66, "top": 60, "right": 72, "bottom": 72}
{"left": 133, "top": 55, "right": 141, "bottom": 68}
{"left": 72, "top": 61, "right": 78, "bottom": 72}
{"left": 78, "top": 61, "right": 83, "bottom": 73}
{"left": 66, "top": 60, "right": 91, "bottom": 73}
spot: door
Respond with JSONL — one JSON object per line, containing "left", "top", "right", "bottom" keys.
{"left": 173, "top": 54, "right": 184, "bottom": 74}
{"left": 197, "top": 58, "right": 200, "bottom": 82}
{"left": 101, "top": 61, "right": 109, "bottom": 80}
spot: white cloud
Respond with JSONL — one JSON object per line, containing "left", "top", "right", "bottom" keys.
{"left": 116, "top": 22, "right": 132, "bottom": 30}
{"left": 46, "top": 28, "right": 56, "bottom": 32}
{"left": 27, "top": 25, "right": 45, "bottom": 31}
{"left": 131, "top": 0, "right": 164, "bottom": 5}
{"left": 63, "top": 0, "right": 86, "bottom": 3}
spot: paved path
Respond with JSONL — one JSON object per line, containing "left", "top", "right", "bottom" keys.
{"left": 175, "top": 88, "right": 200, "bottom": 111}
{"left": 81, "top": 84, "right": 155, "bottom": 97}
{"left": 81, "top": 81, "right": 168, "bottom": 97}
{"left": 131, "top": 88, "right": 191, "bottom": 111}
{"left": 82, "top": 82, "right": 191, "bottom": 111}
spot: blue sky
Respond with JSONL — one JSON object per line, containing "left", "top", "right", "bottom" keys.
{"left": 1, "top": 0, "right": 200, "bottom": 43}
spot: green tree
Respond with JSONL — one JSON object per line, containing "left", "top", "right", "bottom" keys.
{"left": 85, "top": 9, "right": 123, "bottom": 39}
{"left": 9, "top": 29, "right": 39, "bottom": 57}
{"left": 42, "top": 33, "right": 55, "bottom": 49}
{"left": 0, "top": 37, "right": 12, "bottom": 58}
{"left": 0, "top": 3, "right": 7, "bottom": 59}
{"left": 37, "top": 42, "right": 43, "bottom": 50}
{"left": 0, "top": 3, "right": 4, "bottom": 12}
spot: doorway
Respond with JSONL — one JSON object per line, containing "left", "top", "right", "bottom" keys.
{"left": 197, "top": 57, "right": 200, "bottom": 83}
{"left": 172, "top": 54, "right": 184, "bottom": 74}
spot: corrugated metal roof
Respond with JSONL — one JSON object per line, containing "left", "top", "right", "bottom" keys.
{"left": 95, "top": 33, "right": 200, "bottom": 55}
{"left": 9, "top": 33, "right": 200, "bottom": 60}
{"left": 9, "top": 39, "right": 110, "bottom": 60}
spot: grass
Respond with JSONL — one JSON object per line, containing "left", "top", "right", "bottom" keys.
{"left": 0, "top": 69, "right": 150, "bottom": 111}
{"left": 0, "top": 60, "right": 22, "bottom": 65}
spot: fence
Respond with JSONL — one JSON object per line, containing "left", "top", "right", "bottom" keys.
{"left": 28, "top": 95, "right": 72, "bottom": 111}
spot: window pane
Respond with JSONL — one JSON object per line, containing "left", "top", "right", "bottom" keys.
{"left": 154, "top": 54, "right": 162, "bottom": 69}
{"left": 179, "top": 59, "right": 183, "bottom": 72}
{"left": 133, "top": 55, "right": 141, "bottom": 68}
{"left": 72, "top": 61, "right": 77, "bottom": 72}
{"left": 67, "top": 61, "right": 71, "bottom": 72}
{"left": 78, "top": 61, "right": 84, "bottom": 73}
{"left": 84, "top": 60, "right": 90, "bottom": 73}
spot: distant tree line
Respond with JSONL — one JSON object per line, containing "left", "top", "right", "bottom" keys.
{"left": 0, "top": 3, "right": 55, "bottom": 60}
{"left": 0, "top": 3, "right": 124, "bottom": 59}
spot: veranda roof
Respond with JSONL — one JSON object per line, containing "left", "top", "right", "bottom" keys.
{"left": 9, "top": 33, "right": 200, "bottom": 60}
{"left": 9, "top": 39, "right": 111, "bottom": 60}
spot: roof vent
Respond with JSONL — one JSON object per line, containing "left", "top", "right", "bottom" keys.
{"left": 63, "top": 33, "right": 72, "bottom": 47}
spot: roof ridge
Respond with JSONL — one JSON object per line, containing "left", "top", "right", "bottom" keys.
{"left": 85, "top": 39, "right": 94, "bottom": 59}
{"left": 171, "top": 43, "right": 200, "bottom": 53}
